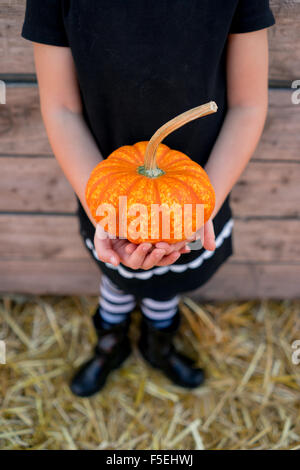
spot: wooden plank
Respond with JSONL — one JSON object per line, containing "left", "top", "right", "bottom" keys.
{"left": 1, "top": 88, "right": 298, "bottom": 161}
{"left": 0, "top": 215, "right": 300, "bottom": 263}
{"left": 253, "top": 89, "right": 300, "bottom": 162}
{"left": 233, "top": 219, "right": 300, "bottom": 262}
{"left": 231, "top": 161, "right": 300, "bottom": 218}
{"left": 1, "top": 1, "right": 300, "bottom": 80}
{"left": 0, "top": 87, "right": 51, "bottom": 155}
{"left": 1, "top": 156, "right": 299, "bottom": 217}
{"left": 0, "top": 1, "right": 35, "bottom": 75}
{"left": 0, "top": 215, "right": 86, "bottom": 261}
{"left": 0, "top": 258, "right": 298, "bottom": 298}
{"left": 269, "top": 0, "right": 300, "bottom": 81}
{"left": 0, "top": 259, "right": 100, "bottom": 295}
{"left": 0, "top": 157, "right": 76, "bottom": 213}
{"left": 191, "top": 262, "right": 300, "bottom": 300}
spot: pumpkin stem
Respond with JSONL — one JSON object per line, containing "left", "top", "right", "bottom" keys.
{"left": 143, "top": 101, "right": 218, "bottom": 174}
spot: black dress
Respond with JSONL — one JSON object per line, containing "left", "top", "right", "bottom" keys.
{"left": 22, "top": 0, "right": 275, "bottom": 300}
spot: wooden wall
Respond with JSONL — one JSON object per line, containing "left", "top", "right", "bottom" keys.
{"left": 0, "top": 0, "right": 299, "bottom": 299}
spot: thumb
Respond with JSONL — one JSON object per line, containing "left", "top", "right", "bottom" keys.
{"left": 94, "top": 226, "right": 120, "bottom": 266}
{"left": 203, "top": 219, "right": 216, "bottom": 251}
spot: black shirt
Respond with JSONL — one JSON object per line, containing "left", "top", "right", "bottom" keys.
{"left": 22, "top": 0, "right": 275, "bottom": 166}
{"left": 22, "top": 1, "right": 275, "bottom": 299}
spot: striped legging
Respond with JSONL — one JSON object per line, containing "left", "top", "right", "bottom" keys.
{"left": 99, "top": 275, "right": 179, "bottom": 328}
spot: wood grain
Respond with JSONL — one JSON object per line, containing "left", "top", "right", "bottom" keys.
{"left": 1, "top": 88, "right": 298, "bottom": 161}
{"left": 191, "top": 262, "right": 300, "bottom": 300}
{"left": 0, "top": 258, "right": 299, "bottom": 298}
{"left": 0, "top": 157, "right": 76, "bottom": 213}
{"left": 231, "top": 161, "right": 300, "bottom": 218}
{"left": 233, "top": 218, "right": 300, "bottom": 262}
{"left": 269, "top": 0, "right": 300, "bottom": 80}
{"left": 1, "top": 0, "right": 300, "bottom": 80}
{"left": 0, "top": 1, "right": 34, "bottom": 75}
{"left": 0, "top": 87, "right": 51, "bottom": 155}
{"left": 255, "top": 90, "right": 300, "bottom": 162}
{"left": 0, "top": 214, "right": 299, "bottom": 263}
{"left": 0, "top": 259, "right": 100, "bottom": 295}
{"left": 0, "top": 214, "right": 86, "bottom": 261}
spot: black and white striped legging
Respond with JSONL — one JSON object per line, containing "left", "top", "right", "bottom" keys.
{"left": 99, "top": 275, "right": 179, "bottom": 328}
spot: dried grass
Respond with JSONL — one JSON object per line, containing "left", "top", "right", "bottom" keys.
{"left": 0, "top": 295, "right": 299, "bottom": 450}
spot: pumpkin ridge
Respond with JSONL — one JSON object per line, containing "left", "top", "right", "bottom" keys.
{"left": 159, "top": 151, "right": 178, "bottom": 166}
{"left": 108, "top": 156, "right": 138, "bottom": 166}
{"left": 110, "top": 146, "right": 142, "bottom": 165}
{"left": 88, "top": 159, "right": 133, "bottom": 180}
{"left": 87, "top": 176, "right": 117, "bottom": 212}
{"left": 156, "top": 146, "right": 172, "bottom": 166}
{"left": 124, "top": 145, "right": 144, "bottom": 164}
{"left": 155, "top": 176, "right": 192, "bottom": 241}
{"left": 86, "top": 169, "right": 131, "bottom": 202}
{"left": 147, "top": 179, "right": 162, "bottom": 244}
{"left": 160, "top": 174, "right": 212, "bottom": 232}
{"left": 117, "top": 175, "right": 146, "bottom": 237}
{"left": 108, "top": 156, "right": 139, "bottom": 167}
{"left": 133, "top": 142, "right": 148, "bottom": 163}
{"left": 91, "top": 174, "right": 142, "bottom": 226}
{"left": 173, "top": 172, "right": 214, "bottom": 222}
{"left": 162, "top": 174, "right": 208, "bottom": 208}
{"left": 166, "top": 169, "right": 211, "bottom": 185}
{"left": 163, "top": 155, "right": 190, "bottom": 169}
{"left": 153, "top": 178, "right": 162, "bottom": 207}
{"left": 124, "top": 174, "right": 144, "bottom": 200}
{"left": 86, "top": 176, "right": 117, "bottom": 210}
{"left": 87, "top": 172, "right": 133, "bottom": 209}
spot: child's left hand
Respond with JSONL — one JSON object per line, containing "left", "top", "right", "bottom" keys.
{"left": 125, "top": 218, "right": 216, "bottom": 262}
{"left": 155, "top": 219, "right": 216, "bottom": 253}
{"left": 187, "top": 218, "right": 216, "bottom": 251}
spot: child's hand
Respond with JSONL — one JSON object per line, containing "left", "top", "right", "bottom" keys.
{"left": 186, "top": 219, "right": 216, "bottom": 251}
{"left": 154, "top": 240, "right": 191, "bottom": 255}
{"left": 154, "top": 219, "right": 216, "bottom": 253}
{"left": 94, "top": 227, "right": 182, "bottom": 270}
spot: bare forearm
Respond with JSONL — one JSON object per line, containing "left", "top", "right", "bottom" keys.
{"left": 42, "top": 107, "right": 102, "bottom": 227}
{"left": 204, "top": 104, "right": 267, "bottom": 218}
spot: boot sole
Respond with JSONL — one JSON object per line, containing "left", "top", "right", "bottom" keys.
{"left": 70, "top": 345, "right": 132, "bottom": 398}
{"left": 137, "top": 342, "right": 205, "bottom": 389}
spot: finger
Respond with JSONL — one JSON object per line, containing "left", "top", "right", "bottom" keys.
{"left": 155, "top": 242, "right": 173, "bottom": 254}
{"left": 94, "top": 237, "right": 120, "bottom": 266}
{"left": 142, "top": 248, "right": 166, "bottom": 270}
{"left": 127, "top": 243, "right": 152, "bottom": 269}
{"left": 113, "top": 238, "right": 129, "bottom": 251}
{"left": 156, "top": 251, "right": 181, "bottom": 266}
{"left": 179, "top": 245, "right": 191, "bottom": 254}
{"left": 125, "top": 243, "right": 138, "bottom": 255}
{"left": 155, "top": 240, "right": 186, "bottom": 254}
{"left": 203, "top": 220, "right": 216, "bottom": 251}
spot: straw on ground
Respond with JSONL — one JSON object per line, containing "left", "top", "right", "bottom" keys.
{"left": 0, "top": 296, "right": 299, "bottom": 450}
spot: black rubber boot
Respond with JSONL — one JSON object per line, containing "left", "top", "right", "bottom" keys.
{"left": 138, "top": 311, "right": 204, "bottom": 388}
{"left": 70, "top": 308, "right": 131, "bottom": 397}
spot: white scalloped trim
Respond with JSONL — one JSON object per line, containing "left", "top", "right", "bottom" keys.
{"left": 84, "top": 218, "right": 234, "bottom": 280}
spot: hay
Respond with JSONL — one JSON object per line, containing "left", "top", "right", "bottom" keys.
{"left": 0, "top": 295, "right": 299, "bottom": 450}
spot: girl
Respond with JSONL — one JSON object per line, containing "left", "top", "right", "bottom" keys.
{"left": 22, "top": 0, "right": 275, "bottom": 397}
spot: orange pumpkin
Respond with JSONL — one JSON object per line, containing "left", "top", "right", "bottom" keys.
{"left": 86, "top": 101, "right": 217, "bottom": 244}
